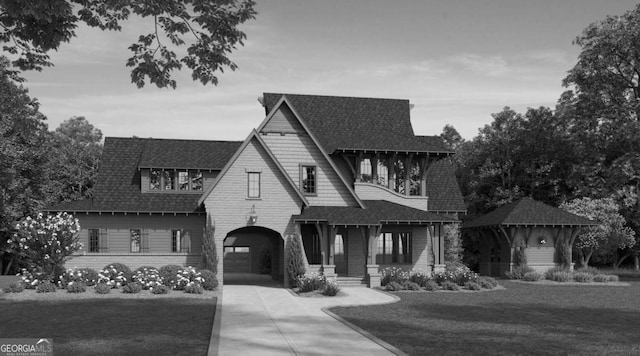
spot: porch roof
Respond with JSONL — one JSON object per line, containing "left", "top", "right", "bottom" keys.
{"left": 293, "top": 200, "right": 459, "bottom": 226}
{"left": 462, "top": 197, "right": 599, "bottom": 229}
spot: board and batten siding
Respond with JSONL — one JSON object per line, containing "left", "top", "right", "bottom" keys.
{"left": 65, "top": 213, "right": 205, "bottom": 270}
{"left": 203, "top": 136, "right": 305, "bottom": 285}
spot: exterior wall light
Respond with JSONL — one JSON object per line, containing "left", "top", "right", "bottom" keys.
{"left": 539, "top": 236, "right": 546, "bottom": 245}
{"left": 247, "top": 205, "right": 258, "bottom": 226}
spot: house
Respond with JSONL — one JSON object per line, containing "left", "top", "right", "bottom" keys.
{"left": 462, "top": 197, "right": 598, "bottom": 277}
{"left": 50, "top": 93, "right": 466, "bottom": 288}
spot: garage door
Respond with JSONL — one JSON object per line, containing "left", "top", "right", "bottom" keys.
{"left": 224, "top": 246, "right": 251, "bottom": 273}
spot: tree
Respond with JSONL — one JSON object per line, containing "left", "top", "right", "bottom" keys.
{"left": 0, "top": 0, "right": 257, "bottom": 88}
{"left": 285, "top": 227, "right": 306, "bottom": 287}
{"left": 443, "top": 223, "right": 463, "bottom": 265}
{"left": 440, "top": 124, "right": 464, "bottom": 151}
{"left": 560, "top": 197, "right": 636, "bottom": 267}
{"left": 202, "top": 213, "right": 218, "bottom": 273}
{"left": 0, "top": 57, "right": 55, "bottom": 274}
{"left": 50, "top": 116, "right": 103, "bottom": 201}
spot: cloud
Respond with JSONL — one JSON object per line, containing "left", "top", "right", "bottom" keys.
{"left": 446, "top": 54, "right": 510, "bottom": 77}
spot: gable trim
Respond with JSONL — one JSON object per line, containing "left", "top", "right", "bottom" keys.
{"left": 257, "top": 95, "right": 365, "bottom": 209}
{"left": 198, "top": 129, "right": 309, "bottom": 207}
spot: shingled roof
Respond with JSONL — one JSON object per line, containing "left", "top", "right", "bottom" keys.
{"left": 48, "top": 137, "right": 242, "bottom": 213}
{"left": 262, "top": 93, "right": 453, "bottom": 154}
{"left": 425, "top": 159, "right": 466, "bottom": 212}
{"left": 294, "top": 200, "right": 458, "bottom": 226}
{"left": 462, "top": 197, "right": 598, "bottom": 229}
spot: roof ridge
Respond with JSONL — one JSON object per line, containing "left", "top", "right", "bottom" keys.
{"left": 105, "top": 136, "right": 243, "bottom": 143}
{"left": 265, "top": 92, "right": 410, "bottom": 102}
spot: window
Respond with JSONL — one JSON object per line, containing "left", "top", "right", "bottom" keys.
{"left": 130, "top": 229, "right": 141, "bottom": 253}
{"left": 89, "top": 229, "right": 100, "bottom": 253}
{"left": 247, "top": 172, "right": 260, "bottom": 198}
{"left": 301, "top": 165, "right": 316, "bottom": 195}
{"left": 178, "top": 170, "right": 189, "bottom": 190}
{"left": 172, "top": 230, "right": 182, "bottom": 252}
{"left": 376, "top": 232, "right": 412, "bottom": 264}
{"left": 190, "top": 171, "right": 203, "bottom": 191}
{"left": 150, "top": 169, "right": 161, "bottom": 190}
{"left": 359, "top": 158, "right": 372, "bottom": 182}
{"left": 163, "top": 170, "right": 175, "bottom": 190}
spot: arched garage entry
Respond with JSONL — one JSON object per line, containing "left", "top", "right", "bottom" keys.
{"left": 223, "top": 226, "right": 284, "bottom": 285}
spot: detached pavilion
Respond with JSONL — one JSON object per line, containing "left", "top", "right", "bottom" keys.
{"left": 462, "top": 198, "right": 598, "bottom": 277}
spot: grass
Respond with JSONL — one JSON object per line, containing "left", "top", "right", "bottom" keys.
{"left": 0, "top": 278, "right": 217, "bottom": 355}
{"left": 331, "top": 281, "right": 640, "bottom": 355}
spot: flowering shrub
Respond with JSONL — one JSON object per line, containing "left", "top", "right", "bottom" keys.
{"left": 544, "top": 266, "right": 569, "bottom": 280}
{"left": 199, "top": 269, "right": 218, "bottom": 291}
{"left": 573, "top": 272, "right": 594, "bottom": 283}
{"left": 67, "top": 281, "right": 86, "bottom": 293}
{"left": 465, "top": 281, "right": 481, "bottom": 291}
{"left": 184, "top": 284, "right": 204, "bottom": 294}
{"left": 523, "top": 271, "right": 544, "bottom": 282}
{"left": 401, "top": 281, "right": 421, "bottom": 291}
{"left": 296, "top": 272, "right": 327, "bottom": 293}
{"left": 424, "top": 280, "right": 439, "bottom": 291}
{"left": 3, "top": 282, "right": 25, "bottom": 293}
{"left": 103, "top": 263, "right": 132, "bottom": 281}
{"left": 98, "top": 265, "right": 128, "bottom": 288}
{"left": 122, "top": 282, "right": 142, "bottom": 294}
{"left": 322, "top": 280, "right": 340, "bottom": 296}
{"left": 94, "top": 283, "right": 111, "bottom": 294}
{"left": 434, "top": 264, "right": 477, "bottom": 286}
{"left": 36, "top": 281, "right": 57, "bottom": 293}
{"left": 18, "top": 268, "right": 43, "bottom": 289}
{"left": 158, "top": 264, "right": 183, "bottom": 289}
{"left": 132, "top": 267, "right": 164, "bottom": 290}
{"left": 549, "top": 271, "right": 572, "bottom": 282}
{"left": 441, "top": 281, "right": 460, "bottom": 291}
{"left": 594, "top": 274, "right": 619, "bottom": 283}
{"left": 478, "top": 276, "right": 498, "bottom": 289}
{"left": 8, "top": 212, "right": 82, "bottom": 282}
{"left": 505, "top": 265, "right": 535, "bottom": 280}
{"left": 176, "top": 266, "right": 204, "bottom": 291}
{"left": 384, "top": 281, "right": 404, "bottom": 291}
{"left": 408, "top": 269, "right": 432, "bottom": 288}
{"left": 151, "top": 284, "right": 170, "bottom": 294}
{"left": 381, "top": 267, "right": 408, "bottom": 286}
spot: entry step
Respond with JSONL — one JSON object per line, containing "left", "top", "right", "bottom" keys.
{"left": 335, "top": 276, "right": 367, "bottom": 287}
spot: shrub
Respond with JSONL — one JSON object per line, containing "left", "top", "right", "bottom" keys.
{"left": 594, "top": 274, "right": 619, "bottom": 283}
{"left": 78, "top": 268, "right": 99, "bottom": 286}
{"left": 60, "top": 267, "right": 98, "bottom": 288}
{"left": 18, "top": 269, "right": 43, "bottom": 289}
{"left": 286, "top": 231, "right": 306, "bottom": 287}
{"left": 424, "top": 280, "right": 439, "bottom": 291}
{"left": 134, "top": 265, "right": 157, "bottom": 273}
{"left": 98, "top": 265, "right": 128, "bottom": 288}
{"left": 297, "top": 273, "right": 327, "bottom": 293}
{"left": 573, "top": 272, "right": 595, "bottom": 283}
{"left": 36, "top": 281, "right": 57, "bottom": 293}
{"left": 549, "top": 271, "right": 572, "bottom": 282}
{"left": 385, "top": 281, "right": 404, "bottom": 291}
{"left": 576, "top": 266, "right": 602, "bottom": 276}
{"left": 505, "top": 265, "right": 535, "bottom": 280}
{"left": 95, "top": 283, "right": 111, "bottom": 294}
{"left": 322, "top": 280, "right": 340, "bottom": 296}
{"left": 523, "top": 271, "right": 545, "bottom": 282}
{"left": 151, "top": 284, "right": 170, "bottom": 294}
{"left": 184, "top": 284, "right": 204, "bottom": 294}
{"left": 381, "top": 267, "right": 408, "bottom": 286}
{"left": 176, "top": 266, "right": 204, "bottom": 290}
{"left": 102, "top": 263, "right": 132, "bottom": 281}
{"left": 545, "top": 266, "right": 569, "bottom": 280}
{"left": 158, "top": 264, "right": 183, "bottom": 289}
{"left": 3, "top": 282, "right": 25, "bottom": 293}
{"left": 478, "top": 276, "right": 498, "bottom": 289}
{"left": 441, "top": 281, "right": 460, "bottom": 291}
{"left": 122, "top": 282, "right": 142, "bottom": 294}
{"left": 408, "top": 270, "right": 431, "bottom": 287}
{"left": 435, "top": 264, "right": 477, "bottom": 286}
{"left": 465, "top": 281, "right": 481, "bottom": 291}
{"left": 132, "top": 267, "right": 163, "bottom": 290}
{"left": 199, "top": 269, "right": 218, "bottom": 291}
{"left": 67, "top": 281, "right": 86, "bottom": 293}
{"left": 402, "top": 280, "right": 421, "bottom": 291}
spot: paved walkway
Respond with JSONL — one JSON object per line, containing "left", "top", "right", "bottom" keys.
{"left": 210, "top": 274, "right": 400, "bottom": 355}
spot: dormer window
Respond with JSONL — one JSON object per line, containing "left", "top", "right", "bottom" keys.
{"left": 148, "top": 169, "right": 204, "bottom": 192}
{"left": 301, "top": 165, "right": 317, "bottom": 195}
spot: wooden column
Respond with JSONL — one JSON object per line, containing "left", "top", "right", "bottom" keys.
{"left": 329, "top": 226, "right": 338, "bottom": 265}
{"left": 420, "top": 157, "right": 430, "bottom": 197}
{"left": 372, "top": 154, "right": 379, "bottom": 184}
{"left": 314, "top": 223, "right": 328, "bottom": 265}
{"left": 405, "top": 154, "right": 412, "bottom": 196}
{"left": 387, "top": 154, "right": 396, "bottom": 190}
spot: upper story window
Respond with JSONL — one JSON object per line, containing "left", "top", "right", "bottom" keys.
{"left": 247, "top": 172, "right": 261, "bottom": 198}
{"left": 148, "top": 169, "right": 204, "bottom": 192}
{"left": 301, "top": 165, "right": 316, "bottom": 195}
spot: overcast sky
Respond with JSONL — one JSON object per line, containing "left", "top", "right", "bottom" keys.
{"left": 20, "top": 1, "right": 640, "bottom": 141}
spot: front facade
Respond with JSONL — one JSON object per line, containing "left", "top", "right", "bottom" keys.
{"left": 51, "top": 93, "right": 466, "bottom": 287}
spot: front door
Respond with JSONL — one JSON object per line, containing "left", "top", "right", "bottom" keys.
{"left": 334, "top": 232, "right": 347, "bottom": 275}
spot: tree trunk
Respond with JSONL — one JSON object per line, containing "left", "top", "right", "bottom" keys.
{"left": 4, "top": 255, "right": 15, "bottom": 275}
{"left": 635, "top": 254, "right": 640, "bottom": 272}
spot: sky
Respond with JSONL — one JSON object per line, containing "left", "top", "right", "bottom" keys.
{"left": 18, "top": 0, "right": 640, "bottom": 141}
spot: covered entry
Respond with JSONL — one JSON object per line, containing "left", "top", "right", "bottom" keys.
{"left": 224, "top": 226, "right": 284, "bottom": 283}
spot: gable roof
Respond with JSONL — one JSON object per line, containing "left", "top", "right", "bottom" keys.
{"left": 262, "top": 93, "right": 453, "bottom": 154}
{"left": 294, "top": 200, "right": 459, "bottom": 226}
{"left": 198, "top": 130, "right": 309, "bottom": 207}
{"left": 138, "top": 138, "right": 240, "bottom": 170}
{"left": 462, "top": 197, "right": 599, "bottom": 229}
{"left": 48, "top": 137, "right": 240, "bottom": 214}
{"left": 425, "top": 159, "right": 467, "bottom": 212}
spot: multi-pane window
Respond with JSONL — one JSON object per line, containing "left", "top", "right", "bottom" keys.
{"left": 172, "top": 230, "right": 182, "bottom": 253}
{"left": 150, "top": 169, "right": 161, "bottom": 190}
{"left": 359, "top": 158, "right": 372, "bottom": 182}
{"left": 178, "top": 170, "right": 189, "bottom": 190}
{"left": 376, "top": 232, "right": 412, "bottom": 264}
{"left": 248, "top": 172, "right": 260, "bottom": 198}
{"left": 89, "top": 229, "right": 100, "bottom": 253}
{"left": 190, "top": 171, "right": 203, "bottom": 191}
{"left": 130, "top": 229, "right": 141, "bottom": 253}
{"left": 163, "top": 170, "right": 175, "bottom": 190}
{"left": 301, "top": 165, "right": 316, "bottom": 195}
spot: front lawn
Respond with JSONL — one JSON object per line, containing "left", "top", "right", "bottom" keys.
{"left": 331, "top": 281, "right": 640, "bottom": 355}
{"left": 0, "top": 297, "right": 216, "bottom": 355}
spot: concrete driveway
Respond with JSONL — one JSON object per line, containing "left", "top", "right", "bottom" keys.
{"left": 210, "top": 274, "right": 402, "bottom": 355}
